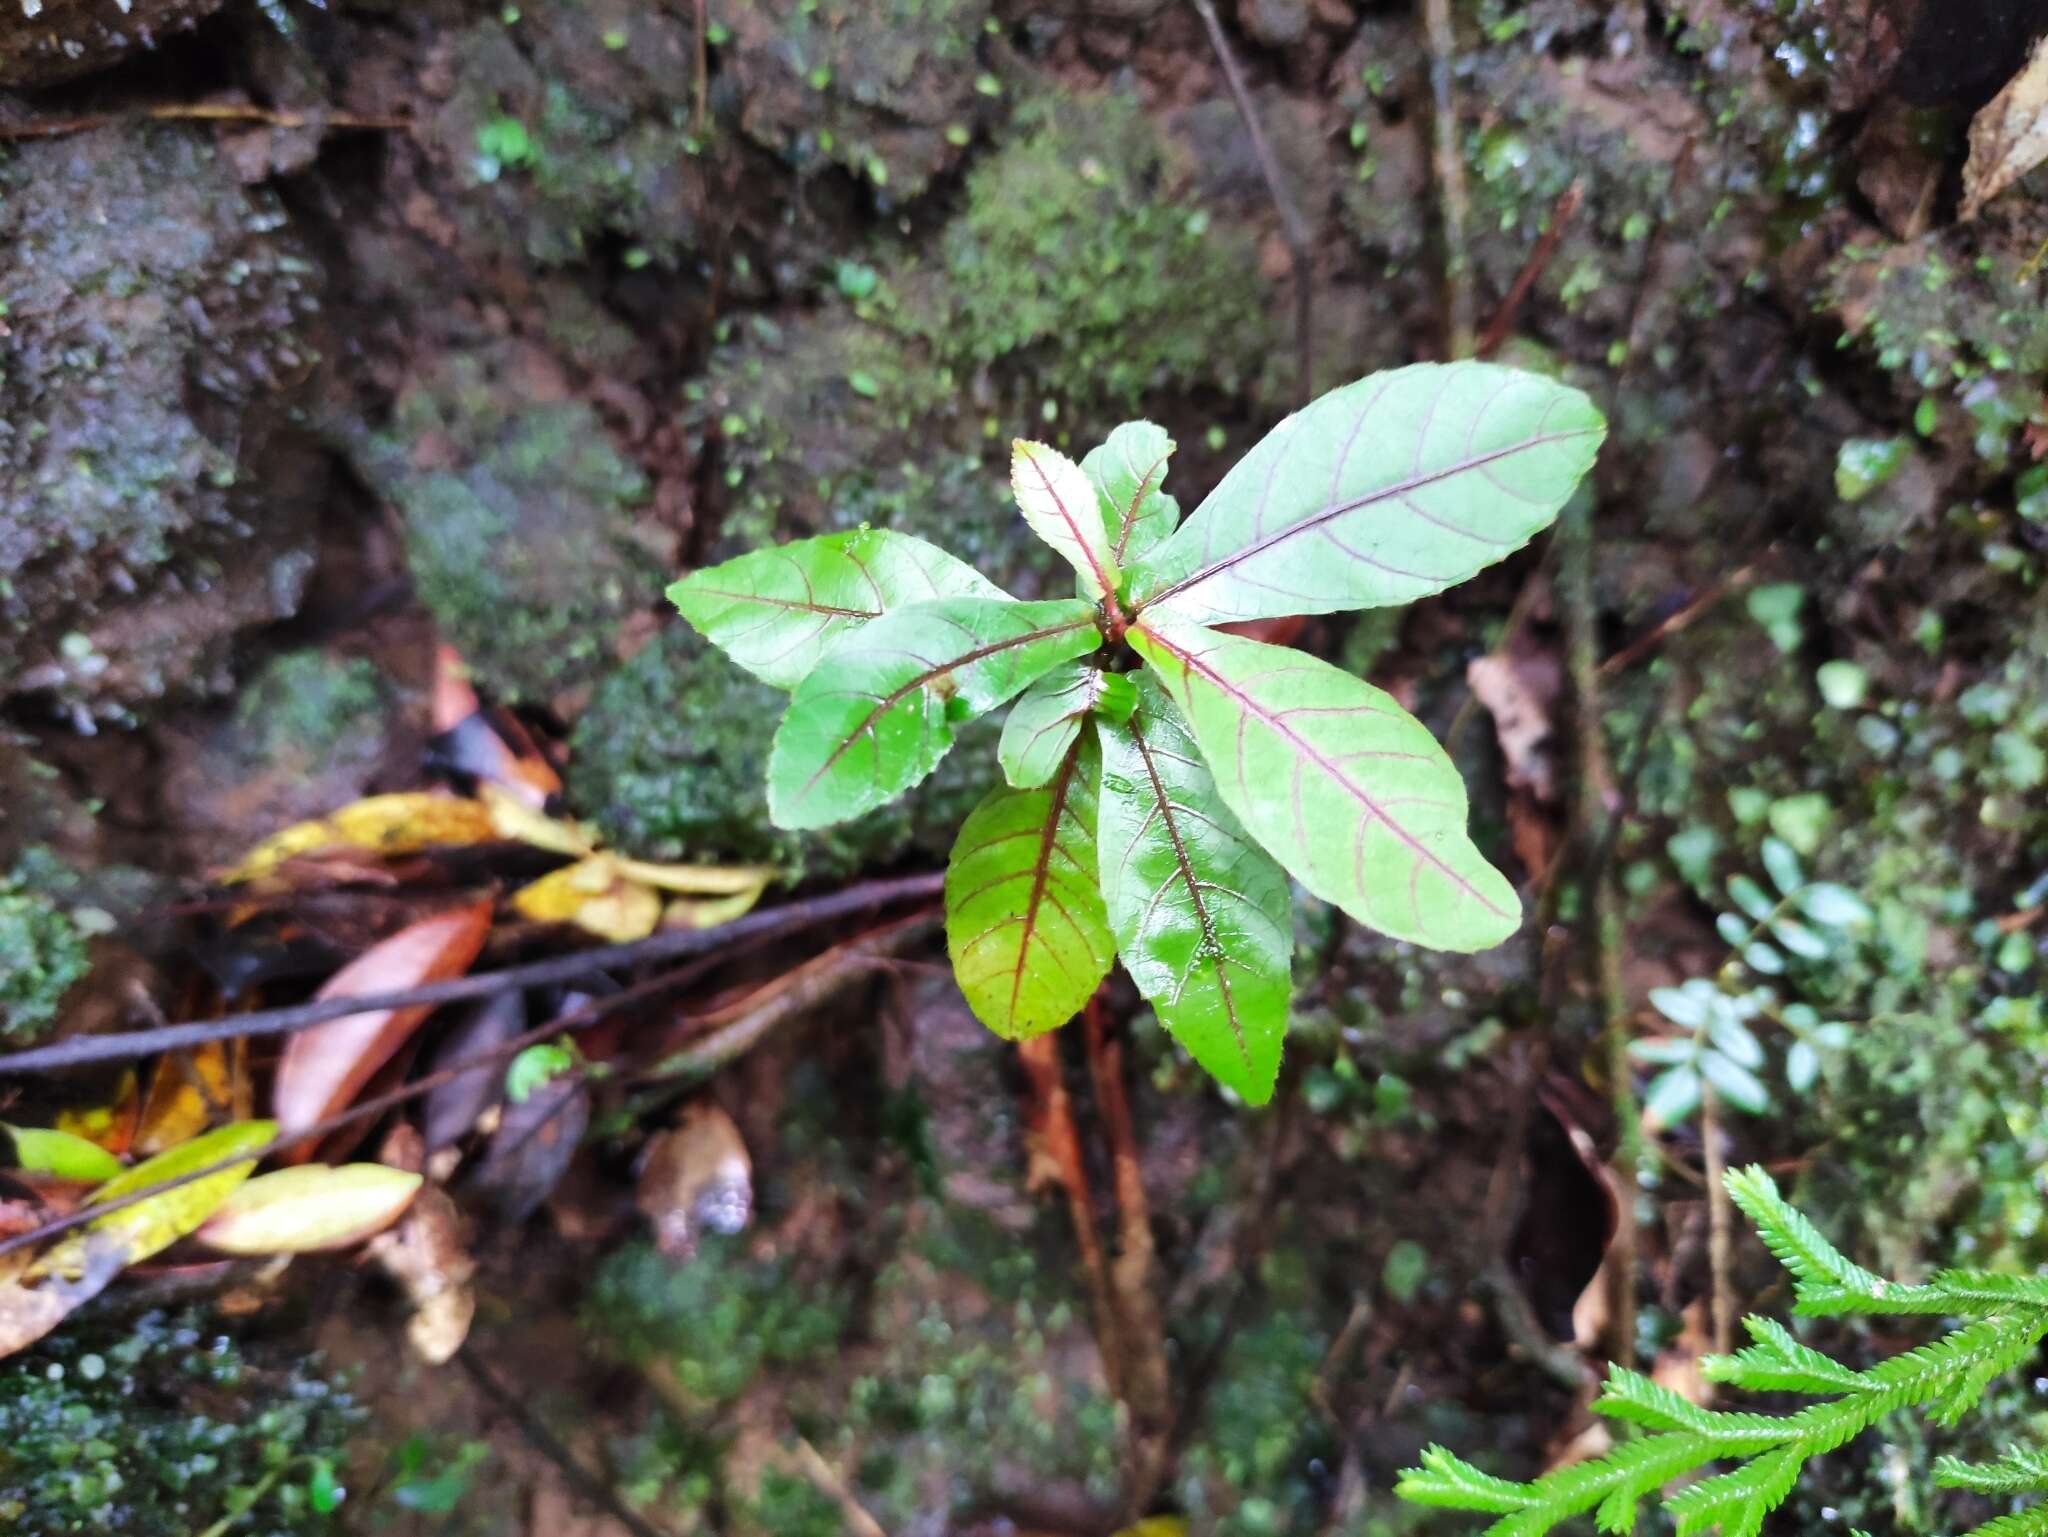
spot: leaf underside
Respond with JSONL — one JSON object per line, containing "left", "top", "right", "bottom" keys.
{"left": 768, "top": 596, "right": 1100, "bottom": 829}
{"left": 946, "top": 735, "right": 1115, "bottom": 1039}
{"left": 999, "top": 661, "right": 1110, "bottom": 789}
{"left": 1096, "top": 675, "right": 1292, "bottom": 1104}
{"left": 1131, "top": 618, "right": 1520, "bottom": 952}
{"left": 1014, "top": 439, "right": 1122, "bottom": 602}
{"left": 1127, "top": 361, "right": 1604, "bottom": 625}
{"left": 667, "top": 528, "right": 1004, "bottom": 689}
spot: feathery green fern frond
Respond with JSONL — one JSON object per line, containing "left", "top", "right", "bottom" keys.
{"left": 1396, "top": 1165, "right": 2048, "bottom": 1537}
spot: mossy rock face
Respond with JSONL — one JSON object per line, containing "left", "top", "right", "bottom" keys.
{"left": 359, "top": 343, "right": 658, "bottom": 706}
{"left": 0, "top": 1308, "right": 361, "bottom": 1534}
{"left": 0, "top": 853, "right": 91, "bottom": 1043}
{"left": 726, "top": 0, "right": 995, "bottom": 198}
{"left": 0, "top": 124, "right": 323, "bottom": 713}
{"left": 0, "top": 0, "right": 225, "bottom": 88}
{"left": 429, "top": 0, "right": 711, "bottom": 267}
{"left": 566, "top": 627, "right": 999, "bottom": 879}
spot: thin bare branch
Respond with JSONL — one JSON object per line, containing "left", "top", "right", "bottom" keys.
{"left": 0, "top": 872, "right": 944, "bottom": 1075}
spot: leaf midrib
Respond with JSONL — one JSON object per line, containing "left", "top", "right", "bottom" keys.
{"left": 1127, "top": 706, "right": 1249, "bottom": 1068}
{"left": 1132, "top": 426, "right": 1596, "bottom": 616}
{"left": 1137, "top": 625, "right": 1514, "bottom": 920}
{"left": 1023, "top": 449, "right": 1118, "bottom": 599}
{"left": 791, "top": 615, "right": 1095, "bottom": 810}
{"left": 1111, "top": 449, "right": 1172, "bottom": 564}
{"left": 1007, "top": 741, "right": 1086, "bottom": 1023}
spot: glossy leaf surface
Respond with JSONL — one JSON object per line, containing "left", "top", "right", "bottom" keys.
{"left": 30, "top": 1120, "right": 277, "bottom": 1281}
{"left": 768, "top": 597, "right": 1099, "bottom": 829}
{"left": 1014, "top": 439, "right": 1121, "bottom": 601}
{"left": 2, "top": 1123, "right": 124, "bottom": 1183}
{"left": 1096, "top": 676, "right": 1292, "bottom": 1103}
{"left": 668, "top": 528, "right": 1003, "bottom": 689}
{"left": 1084, "top": 420, "right": 1179, "bottom": 569}
{"left": 198, "top": 1163, "right": 423, "bottom": 1254}
{"left": 998, "top": 662, "right": 1130, "bottom": 789}
{"left": 946, "top": 736, "right": 1114, "bottom": 1040}
{"left": 1132, "top": 619, "right": 1519, "bottom": 951}
{"left": 1127, "top": 362, "right": 1604, "bottom": 624}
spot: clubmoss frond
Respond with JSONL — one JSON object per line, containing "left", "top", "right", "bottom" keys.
{"left": 1398, "top": 1165, "right": 2048, "bottom": 1537}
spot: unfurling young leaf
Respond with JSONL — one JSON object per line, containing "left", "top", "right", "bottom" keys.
{"left": 1096, "top": 675, "right": 1292, "bottom": 1104}
{"left": 667, "top": 528, "right": 1002, "bottom": 689}
{"left": 1083, "top": 420, "right": 1179, "bottom": 568}
{"left": 767, "top": 596, "right": 1100, "bottom": 829}
{"left": 1125, "top": 362, "right": 1603, "bottom": 626}
{"left": 1014, "top": 440, "right": 1123, "bottom": 602}
{"left": 999, "top": 662, "right": 1133, "bottom": 788}
{"left": 1131, "top": 618, "right": 1519, "bottom": 952}
{"left": 946, "top": 735, "right": 1115, "bottom": 1039}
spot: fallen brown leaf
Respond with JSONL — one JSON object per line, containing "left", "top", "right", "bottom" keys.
{"left": 273, "top": 903, "right": 494, "bottom": 1138}
{"left": 1963, "top": 34, "right": 2048, "bottom": 219}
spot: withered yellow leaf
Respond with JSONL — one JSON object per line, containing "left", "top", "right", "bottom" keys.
{"left": 223, "top": 793, "right": 499, "bottom": 883}
{"left": 1963, "top": 35, "right": 2048, "bottom": 220}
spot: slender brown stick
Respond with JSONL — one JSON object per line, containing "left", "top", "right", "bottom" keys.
{"left": 0, "top": 102, "right": 411, "bottom": 141}
{"left": 635, "top": 914, "right": 937, "bottom": 1081}
{"left": 1187, "top": 0, "right": 1316, "bottom": 403}
{"left": 1016, "top": 1032, "right": 1122, "bottom": 1399}
{"left": 1421, "top": 0, "right": 1474, "bottom": 357}
{"left": 1476, "top": 180, "right": 1584, "bottom": 359}
{"left": 457, "top": 1343, "right": 680, "bottom": 1537}
{"left": 1598, "top": 562, "right": 1760, "bottom": 678}
{"left": 1702, "top": 1083, "right": 1734, "bottom": 1361}
{"left": 1560, "top": 493, "right": 1639, "bottom": 1373}
{"left": 0, "top": 872, "right": 944, "bottom": 1075}
{"left": 1085, "top": 1001, "right": 1174, "bottom": 1519}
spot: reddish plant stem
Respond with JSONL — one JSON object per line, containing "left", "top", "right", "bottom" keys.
{"left": 1017, "top": 1033, "right": 1123, "bottom": 1400}
{"left": 1476, "top": 179, "right": 1584, "bottom": 359}
{"left": 1084, "top": 999, "right": 1174, "bottom": 1518}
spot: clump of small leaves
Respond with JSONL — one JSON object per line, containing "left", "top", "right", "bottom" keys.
{"left": 0, "top": 860, "right": 90, "bottom": 1042}
{"left": 670, "top": 361, "right": 1604, "bottom": 1101}
{"left": 1399, "top": 1166, "right": 2048, "bottom": 1537}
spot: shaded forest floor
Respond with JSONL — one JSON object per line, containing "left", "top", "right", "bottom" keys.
{"left": 4, "top": 0, "right": 2048, "bottom": 1533}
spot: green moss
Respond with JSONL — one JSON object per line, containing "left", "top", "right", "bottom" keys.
{"left": 742, "top": 1468, "right": 844, "bottom": 1537}
{"left": 586, "top": 1238, "right": 847, "bottom": 1403}
{"left": 909, "top": 91, "right": 1268, "bottom": 412}
{"left": 1179, "top": 1305, "right": 1334, "bottom": 1536}
{"left": 0, "top": 1309, "right": 361, "bottom": 1535}
{"left": 0, "top": 856, "right": 91, "bottom": 1042}
{"left": 232, "top": 652, "right": 386, "bottom": 766}
{"left": 364, "top": 346, "right": 654, "bottom": 705}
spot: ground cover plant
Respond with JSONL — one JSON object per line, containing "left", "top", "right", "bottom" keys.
{"left": 1401, "top": 1167, "right": 2048, "bottom": 1537}
{"left": 670, "top": 360, "right": 1606, "bottom": 1101}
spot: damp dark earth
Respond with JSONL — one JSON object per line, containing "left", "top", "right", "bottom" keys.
{"left": 4, "top": 1, "right": 2048, "bottom": 1534}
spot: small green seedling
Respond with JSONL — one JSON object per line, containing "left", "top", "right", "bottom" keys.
{"left": 670, "top": 361, "right": 1604, "bottom": 1102}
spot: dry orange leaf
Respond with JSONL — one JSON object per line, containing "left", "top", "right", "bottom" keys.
{"left": 273, "top": 903, "right": 494, "bottom": 1136}
{"left": 134, "top": 1042, "right": 234, "bottom": 1155}
{"left": 223, "top": 793, "right": 500, "bottom": 883}
{"left": 55, "top": 1069, "right": 140, "bottom": 1156}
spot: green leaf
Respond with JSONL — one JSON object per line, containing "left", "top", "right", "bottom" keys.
{"left": 667, "top": 528, "right": 1003, "bottom": 689}
{"left": 32, "top": 1120, "right": 277, "bottom": 1278}
{"left": 767, "top": 597, "right": 1100, "bottom": 829}
{"left": 1131, "top": 618, "right": 1520, "bottom": 951}
{"left": 1082, "top": 420, "right": 1179, "bottom": 569}
{"left": 1096, "top": 676, "right": 1293, "bottom": 1104}
{"left": 1012, "top": 439, "right": 1121, "bottom": 601}
{"left": 1702, "top": 1051, "right": 1771, "bottom": 1114}
{"left": 1126, "top": 361, "right": 1604, "bottom": 625}
{"left": 1644, "top": 1064, "right": 1701, "bottom": 1126}
{"left": 999, "top": 662, "right": 1111, "bottom": 789}
{"left": 505, "top": 1042, "right": 574, "bottom": 1103}
{"left": 945, "top": 736, "right": 1115, "bottom": 1039}
{"left": 2, "top": 1123, "right": 124, "bottom": 1183}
